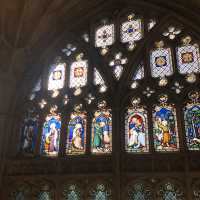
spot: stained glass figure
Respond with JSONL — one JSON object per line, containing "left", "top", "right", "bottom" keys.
{"left": 153, "top": 94, "right": 179, "bottom": 152}
{"left": 20, "top": 110, "right": 39, "bottom": 154}
{"left": 157, "top": 182, "right": 183, "bottom": 200}
{"left": 40, "top": 106, "right": 61, "bottom": 156}
{"left": 127, "top": 182, "right": 153, "bottom": 200}
{"left": 66, "top": 105, "right": 87, "bottom": 155}
{"left": 150, "top": 41, "right": 173, "bottom": 78}
{"left": 184, "top": 91, "right": 200, "bottom": 150}
{"left": 121, "top": 14, "right": 143, "bottom": 50}
{"left": 91, "top": 101, "right": 112, "bottom": 154}
{"left": 95, "top": 23, "right": 115, "bottom": 48}
{"left": 133, "top": 62, "right": 144, "bottom": 81}
{"left": 94, "top": 68, "right": 105, "bottom": 86}
{"left": 48, "top": 62, "right": 66, "bottom": 91}
{"left": 125, "top": 98, "right": 149, "bottom": 153}
{"left": 63, "top": 184, "right": 81, "bottom": 200}
{"left": 89, "top": 183, "right": 111, "bottom": 200}
{"left": 69, "top": 54, "right": 88, "bottom": 88}
{"left": 176, "top": 36, "right": 200, "bottom": 74}
{"left": 109, "top": 52, "right": 128, "bottom": 80}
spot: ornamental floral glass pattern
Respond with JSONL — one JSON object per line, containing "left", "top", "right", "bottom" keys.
{"left": 48, "top": 63, "right": 66, "bottom": 91}
{"left": 40, "top": 107, "right": 61, "bottom": 156}
{"left": 176, "top": 36, "right": 200, "bottom": 74}
{"left": 153, "top": 95, "right": 179, "bottom": 152}
{"left": 94, "top": 68, "right": 105, "bottom": 86}
{"left": 127, "top": 182, "right": 153, "bottom": 200}
{"left": 69, "top": 60, "right": 88, "bottom": 88}
{"left": 150, "top": 41, "right": 173, "bottom": 78}
{"left": 91, "top": 101, "right": 112, "bottom": 154}
{"left": 120, "top": 14, "right": 143, "bottom": 46}
{"left": 20, "top": 111, "right": 39, "bottom": 154}
{"left": 157, "top": 182, "right": 184, "bottom": 200}
{"left": 95, "top": 24, "right": 115, "bottom": 48}
{"left": 66, "top": 105, "right": 87, "bottom": 155}
{"left": 184, "top": 92, "right": 200, "bottom": 150}
{"left": 133, "top": 62, "right": 144, "bottom": 80}
{"left": 125, "top": 99, "right": 149, "bottom": 153}
{"left": 89, "top": 183, "right": 111, "bottom": 200}
{"left": 63, "top": 184, "right": 81, "bottom": 200}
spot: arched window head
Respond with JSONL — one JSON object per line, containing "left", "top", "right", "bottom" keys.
{"left": 127, "top": 181, "right": 153, "bottom": 200}
{"left": 153, "top": 94, "right": 179, "bottom": 152}
{"left": 89, "top": 183, "right": 112, "bottom": 200}
{"left": 91, "top": 101, "right": 112, "bottom": 154}
{"left": 184, "top": 91, "right": 200, "bottom": 150}
{"left": 66, "top": 104, "right": 87, "bottom": 155}
{"left": 125, "top": 98, "right": 149, "bottom": 153}
{"left": 37, "top": 184, "right": 53, "bottom": 200}
{"left": 40, "top": 105, "right": 61, "bottom": 156}
{"left": 157, "top": 181, "right": 184, "bottom": 200}
{"left": 150, "top": 41, "right": 173, "bottom": 78}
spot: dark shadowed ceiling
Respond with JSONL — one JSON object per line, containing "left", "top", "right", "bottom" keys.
{"left": 0, "top": 0, "right": 199, "bottom": 113}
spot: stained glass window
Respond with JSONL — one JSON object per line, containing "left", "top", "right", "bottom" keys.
{"left": 150, "top": 41, "right": 173, "bottom": 78}
{"left": 94, "top": 68, "right": 105, "bottom": 86}
{"left": 69, "top": 60, "right": 88, "bottom": 88}
{"left": 184, "top": 92, "right": 200, "bottom": 150}
{"left": 89, "top": 183, "right": 111, "bottom": 200}
{"left": 176, "top": 36, "right": 200, "bottom": 74}
{"left": 127, "top": 182, "right": 153, "bottom": 200}
{"left": 20, "top": 110, "right": 39, "bottom": 154}
{"left": 125, "top": 98, "right": 149, "bottom": 153}
{"left": 37, "top": 185, "right": 53, "bottom": 200}
{"left": 40, "top": 106, "right": 61, "bottom": 156}
{"left": 120, "top": 14, "right": 143, "bottom": 49}
{"left": 153, "top": 95, "right": 179, "bottom": 152}
{"left": 157, "top": 182, "right": 183, "bottom": 200}
{"left": 48, "top": 63, "right": 66, "bottom": 91}
{"left": 10, "top": 184, "right": 30, "bottom": 200}
{"left": 63, "top": 184, "right": 81, "bottom": 200}
{"left": 133, "top": 62, "right": 144, "bottom": 80}
{"left": 193, "top": 181, "right": 200, "bottom": 199}
{"left": 95, "top": 24, "right": 115, "bottom": 48}
{"left": 91, "top": 101, "right": 112, "bottom": 154}
{"left": 66, "top": 105, "right": 87, "bottom": 155}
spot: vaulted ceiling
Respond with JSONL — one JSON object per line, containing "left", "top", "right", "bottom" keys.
{"left": 0, "top": 0, "right": 199, "bottom": 113}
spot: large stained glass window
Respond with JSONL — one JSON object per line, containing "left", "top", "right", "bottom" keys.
{"left": 157, "top": 182, "right": 183, "bottom": 200}
{"left": 184, "top": 91, "right": 200, "bottom": 150}
{"left": 40, "top": 106, "right": 61, "bottom": 156}
{"left": 66, "top": 105, "right": 87, "bottom": 155}
{"left": 63, "top": 184, "right": 81, "bottom": 200}
{"left": 150, "top": 41, "right": 173, "bottom": 78}
{"left": 69, "top": 57, "right": 88, "bottom": 89}
{"left": 48, "top": 61, "right": 66, "bottom": 91}
{"left": 176, "top": 36, "right": 200, "bottom": 74}
{"left": 125, "top": 98, "right": 149, "bottom": 153}
{"left": 20, "top": 110, "right": 39, "bottom": 154}
{"left": 89, "top": 183, "right": 111, "bottom": 200}
{"left": 127, "top": 182, "right": 153, "bottom": 200}
{"left": 153, "top": 95, "right": 179, "bottom": 152}
{"left": 91, "top": 101, "right": 112, "bottom": 154}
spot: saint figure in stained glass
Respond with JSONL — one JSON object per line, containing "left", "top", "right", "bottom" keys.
{"left": 48, "top": 58, "right": 66, "bottom": 91}
{"left": 125, "top": 98, "right": 149, "bottom": 153}
{"left": 184, "top": 91, "right": 200, "bottom": 150}
{"left": 20, "top": 110, "right": 39, "bottom": 154}
{"left": 63, "top": 184, "right": 81, "bottom": 200}
{"left": 153, "top": 95, "right": 179, "bottom": 152}
{"left": 66, "top": 105, "right": 87, "bottom": 155}
{"left": 41, "top": 106, "right": 61, "bottom": 156}
{"left": 91, "top": 101, "right": 112, "bottom": 154}
{"left": 89, "top": 184, "right": 111, "bottom": 200}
